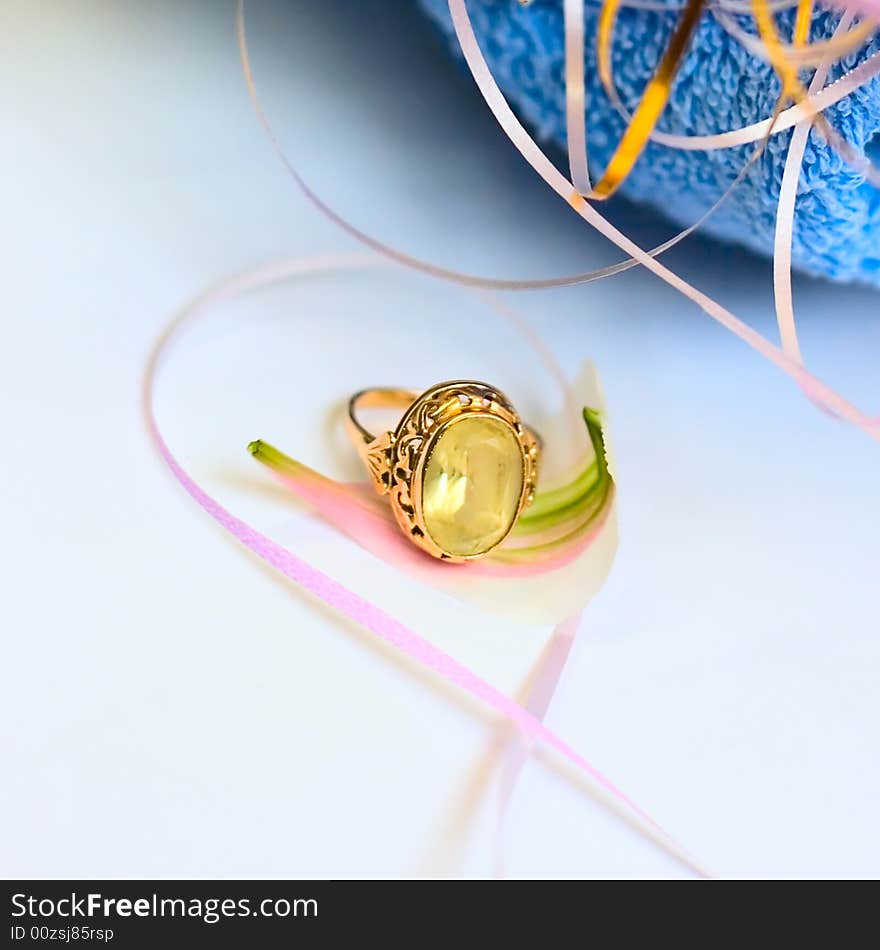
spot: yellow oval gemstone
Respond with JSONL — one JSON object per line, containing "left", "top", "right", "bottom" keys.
{"left": 421, "top": 415, "right": 524, "bottom": 558}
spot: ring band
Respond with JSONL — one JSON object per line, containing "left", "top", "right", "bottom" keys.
{"left": 346, "top": 380, "right": 539, "bottom": 562}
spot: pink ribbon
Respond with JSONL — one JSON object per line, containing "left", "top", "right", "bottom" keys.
{"left": 143, "top": 253, "right": 709, "bottom": 877}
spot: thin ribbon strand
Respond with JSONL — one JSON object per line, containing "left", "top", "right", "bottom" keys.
{"left": 793, "top": 0, "right": 815, "bottom": 45}
{"left": 564, "top": 0, "right": 592, "bottom": 195}
{"left": 597, "top": 0, "right": 623, "bottom": 103}
{"left": 773, "top": 11, "right": 857, "bottom": 365}
{"left": 592, "top": 0, "right": 707, "bottom": 198}
{"left": 715, "top": 8, "right": 875, "bottom": 67}
{"left": 640, "top": 48, "right": 880, "bottom": 150}
{"left": 494, "top": 613, "right": 582, "bottom": 877}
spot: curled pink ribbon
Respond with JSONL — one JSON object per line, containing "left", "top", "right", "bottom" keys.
{"left": 143, "top": 252, "right": 710, "bottom": 877}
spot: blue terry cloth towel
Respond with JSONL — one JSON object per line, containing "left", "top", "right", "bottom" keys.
{"left": 419, "top": 0, "right": 880, "bottom": 285}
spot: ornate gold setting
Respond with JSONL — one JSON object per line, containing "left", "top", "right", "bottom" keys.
{"left": 346, "top": 381, "right": 539, "bottom": 562}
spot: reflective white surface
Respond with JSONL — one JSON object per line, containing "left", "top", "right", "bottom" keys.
{"left": 2, "top": 0, "right": 879, "bottom": 878}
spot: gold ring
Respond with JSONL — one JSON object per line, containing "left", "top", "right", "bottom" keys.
{"left": 346, "top": 381, "right": 539, "bottom": 562}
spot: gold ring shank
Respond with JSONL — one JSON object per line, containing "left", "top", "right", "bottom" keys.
{"left": 345, "top": 388, "right": 419, "bottom": 468}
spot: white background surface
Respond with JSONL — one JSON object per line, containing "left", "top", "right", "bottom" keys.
{"left": 2, "top": 0, "right": 879, "bottom": 879}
